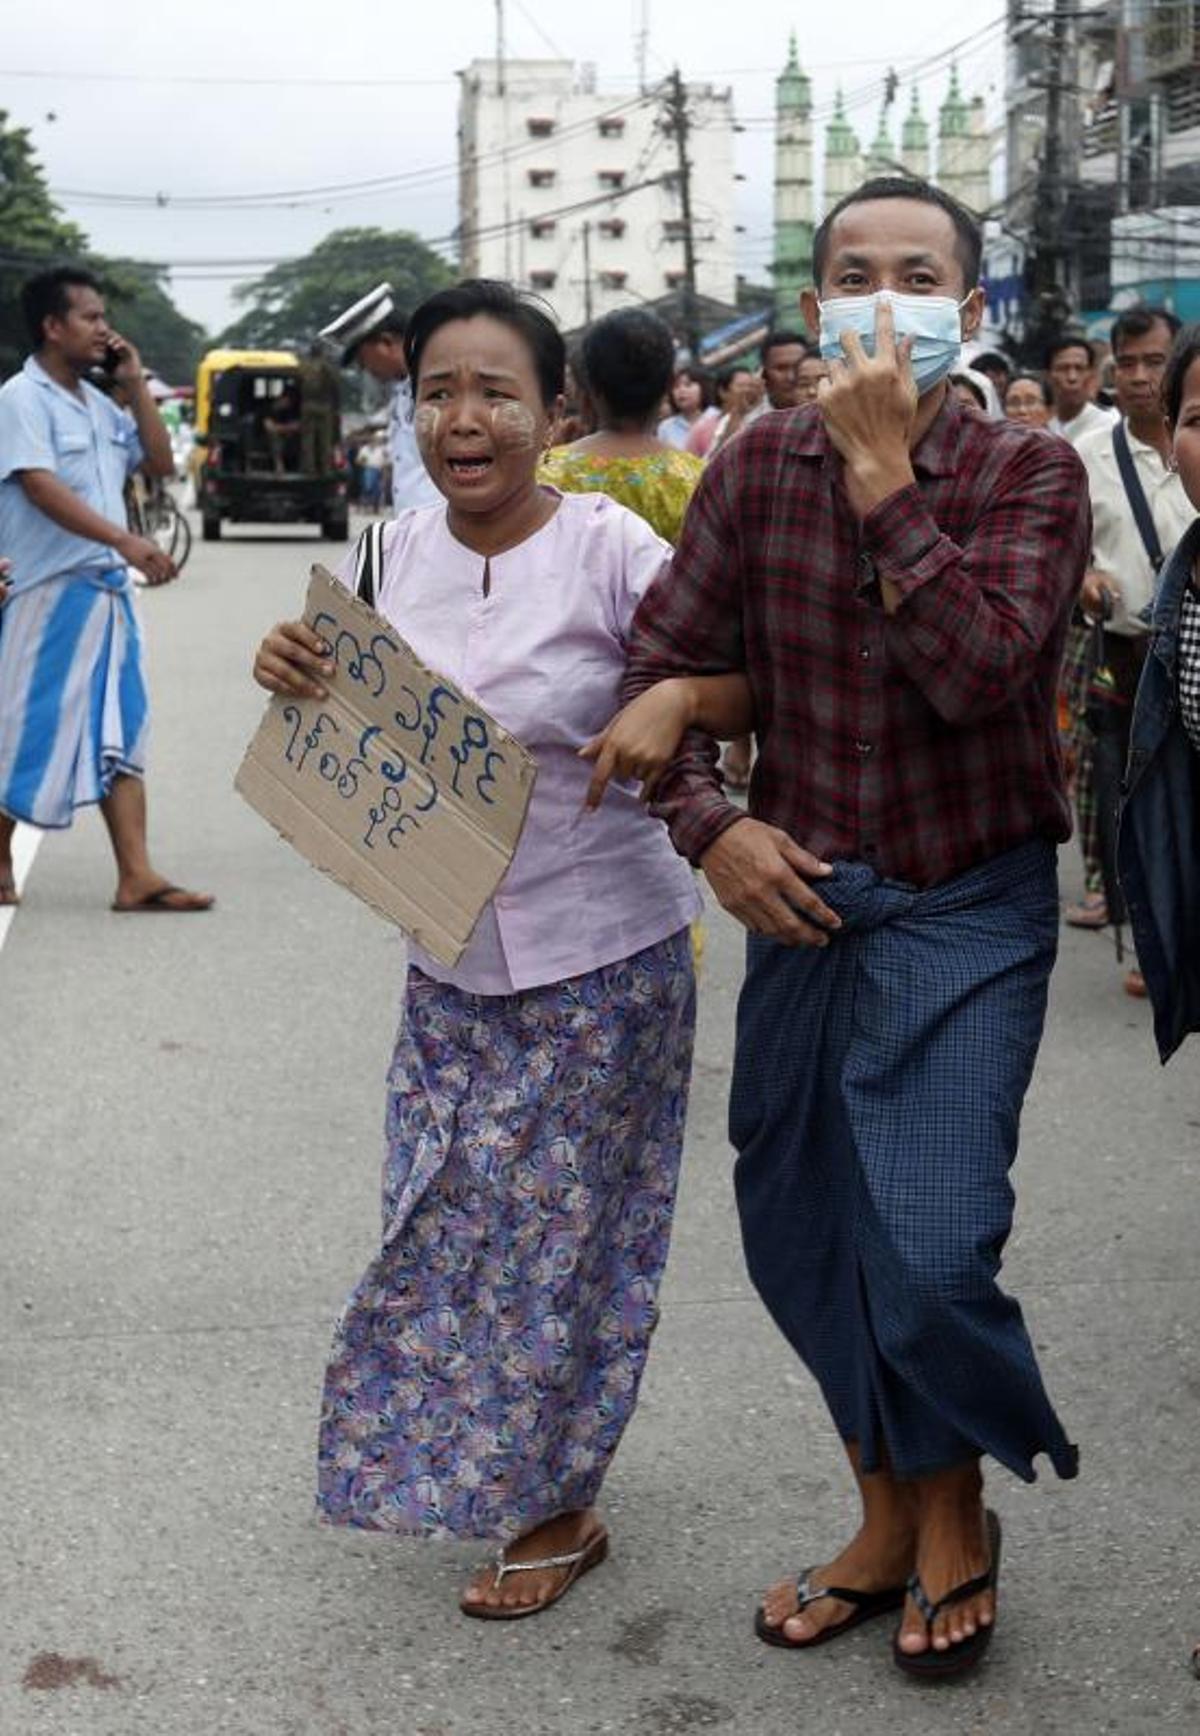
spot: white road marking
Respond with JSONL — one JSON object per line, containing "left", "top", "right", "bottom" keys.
{"left": 0, "top": 824, "right": 43, "bottom": 954}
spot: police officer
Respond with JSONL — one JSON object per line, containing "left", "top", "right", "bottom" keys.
{"left": 297, "top": 341, "right": 341, "bottom": 476}
{"left": 319, "top": 284, "right": 440, "bottom": 512}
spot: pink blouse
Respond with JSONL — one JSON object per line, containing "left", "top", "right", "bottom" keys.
{"left": 336, "top": 491, "right": 700, "bottom": 994}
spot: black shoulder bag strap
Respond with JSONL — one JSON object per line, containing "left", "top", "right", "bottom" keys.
{"left": 351, "top": 518, "right": 388, "bottom": 609}
{"left": 1112, "top": 420, "right": 1164, "bottom": 574}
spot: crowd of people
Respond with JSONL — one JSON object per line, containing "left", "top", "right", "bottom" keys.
{"left": 2, "top": 169, "right": 1200, "bottom": 1690}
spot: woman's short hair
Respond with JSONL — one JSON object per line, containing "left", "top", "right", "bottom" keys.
{"left": 404, "top": 279, "right": 565, "bottom": 407}
{"left": 1162, "top": 323, "right": 1200, "bottom": 428}
{"left": 580, "top": 308, "right": 676, "bottom": 420}
{"left": 672, "top": 364, "right": 715, "bottom": 411}
{"left": 1005, "top": 371, "right": 1053, "bottom": 407}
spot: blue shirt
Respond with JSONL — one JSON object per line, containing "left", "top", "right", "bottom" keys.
{"left": 0, "top": 355, "right": 144, "bottom": 593}
{"left": 387, "top": 376, "right": 440, "bottom": 513}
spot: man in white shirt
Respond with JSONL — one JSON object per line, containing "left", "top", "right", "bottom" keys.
{"left": 319, "top": 285, "right": 441, "bottom": 513}
{"left": 1047, "top": 335, "right": 1117, "bottom": 444}
{"left": 1076, "top": 308, "right": 1190, "bottom": 994}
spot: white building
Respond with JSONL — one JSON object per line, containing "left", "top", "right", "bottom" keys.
{"left": 457, "top": 59, "right": 737, "bottom": 332}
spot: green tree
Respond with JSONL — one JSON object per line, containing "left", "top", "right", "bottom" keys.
{"left": 0, "top": 110, "right": 209, "bottom": 383}
{"left": 219, "top": 227, "right": 454, "bottom": 349}
{"left": 0, "top": 110, "right": 88, "bottom": 377}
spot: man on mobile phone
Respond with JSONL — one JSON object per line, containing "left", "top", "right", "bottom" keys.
{"left": 0, "top": 266, "right": 212, "bottom": 913}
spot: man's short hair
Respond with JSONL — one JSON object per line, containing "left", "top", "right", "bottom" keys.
{"left": 1045, "top": 334, "right": 1095, "bottom": 370}
{"left": 1110, "top": 305, "right": 1181, "bottom": 357}
{"left": 761, "top": 329, "right": 810, "bottom": 366}
{"left": 811, "top": 177, "right": 982, "bottom": 290}
{"left": 21, "top": 265, "right": 103, "bottom": 349}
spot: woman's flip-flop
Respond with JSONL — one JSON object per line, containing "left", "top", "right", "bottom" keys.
{"left": 460, "top": 1527, "right": 609, "bottom": 1621}
{"left": 754, "top": 1571, "right": 907, "bottom": 1650}
{"left": 892, "top": 1509, "right": 1002, "bottom": 1681}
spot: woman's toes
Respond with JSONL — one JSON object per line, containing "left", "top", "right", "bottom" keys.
{"left": 897, "top": 1616, "right": 929, "bottom": 1655}
{"left": 781, "top": 1612, "right": 816, "bottom": 1643}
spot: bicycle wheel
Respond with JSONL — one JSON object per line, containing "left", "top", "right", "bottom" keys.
{"left": 169, "top": 502, "right": 193, "bottom": 572}
{"left": 144, "top": 491, "right": 176, "bottom": 559}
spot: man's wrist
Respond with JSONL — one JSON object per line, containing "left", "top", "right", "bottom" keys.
{"left": 697, "top": 811, "right": 748, "bottom": 869}
{"left": 846, "top": 450, "right": 915, "bottom": 513}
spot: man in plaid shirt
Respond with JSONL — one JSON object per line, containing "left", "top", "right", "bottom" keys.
{"left": 621, "top": 180, "right": 1090, "bottom": 1679}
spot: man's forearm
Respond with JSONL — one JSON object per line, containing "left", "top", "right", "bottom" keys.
{"left": 126, "top": 381, "right": 174, "bottom": 477}
{"left": 19, "top": 471, "right": 129, "bottom": 550}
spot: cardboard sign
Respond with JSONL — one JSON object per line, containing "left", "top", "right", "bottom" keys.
{"left": 235, "top": 565, "right": 537, "bottom": 966}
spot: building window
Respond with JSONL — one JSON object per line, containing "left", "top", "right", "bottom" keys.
{"left": 1166, "top": 70, "right": 1200, "bottom": 135}
{"left": 526, "top": 117, "right": 555, "bottom": 137}
{"left": 662, "top": 218, "right": 687, "bottom": 242}
{"left": 597, "top": 218, "right": 626, "bottom": 239}
{"left": 598, "top": 170, "right": 626, "bottom": 189}
{"left": 1082, "top": 99, "right": 1119, "bottom": 155}
{"left": 529, "top": 219, "right": 557, "bottom": 239}
{"left": 598, "top": 117, "right": 626, "bottom": 138}
{"left": 599, "top": 269, "right": 628, "bottom": 290}
{"left": 528, "top": 168, "right": 556, "bottom": 189}
{"left": 529, "top": 270, "right": 558, "bottom": 290}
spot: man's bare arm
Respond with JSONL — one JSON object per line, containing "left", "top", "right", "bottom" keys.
{"left": 18, "top": 471, "right": 174, "bottom": 583}
{"left": 109, "top": 334, "right": 174, "bottom": 478}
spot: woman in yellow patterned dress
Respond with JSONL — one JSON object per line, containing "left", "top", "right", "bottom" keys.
{"left": 539, "top": 309, "right": 703, "bottom": 546}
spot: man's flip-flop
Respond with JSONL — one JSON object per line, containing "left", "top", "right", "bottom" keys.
{"left": 460, "top": 1527, "right": 608, "bottom": 1621}
{"left": 1064, "top": 893, "right": 1108, "bottom": 929}
{"left": 892, "top": 1509, "right": 1002, "bottom": 1681}
{"left": 754, "top": 1571, "right": 907, "bottom": 1650}
{"left": 111, "top": 886, "right": 214, "bottom": 914}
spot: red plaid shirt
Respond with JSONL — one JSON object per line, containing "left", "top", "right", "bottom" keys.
{"left": 624, "top": 397, "right": 1091, "bottom": 888}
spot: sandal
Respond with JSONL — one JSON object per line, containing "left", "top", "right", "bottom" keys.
{"left": 1064, "top": 892, "right": 1108, "bottom": 929}
{"left": 755, "top": 1571, "right": 907, "bottom": 1650}
{"left": 892, "top": 1509, "right": 1001, "bottom": 1681}
{"left": 111, "top": 884, "right": 214, "bottom": 914}
{"left": 460, "top": 1527, "right": 608, "bottom": 1621}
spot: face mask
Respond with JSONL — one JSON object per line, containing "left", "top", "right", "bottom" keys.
{"left": 817, "top": 290, "right": 969, "bottom": 396}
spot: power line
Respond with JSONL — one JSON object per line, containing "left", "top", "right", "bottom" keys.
{"left": 0, "top": 65, "right": 453, "bottom": 88}
{"left": 50, "top": 88, "right": 658, "bottom": 212}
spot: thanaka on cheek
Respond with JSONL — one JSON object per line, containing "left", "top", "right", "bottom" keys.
{"left": 413, "top": 404, "right": 440, "bottom": 460}
{"left": 490, "top": 401, "right": 538, "bottom": 450}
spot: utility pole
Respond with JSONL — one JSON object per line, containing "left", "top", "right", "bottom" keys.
{"left": 634, "top": 0, "right": 650, "bottom": 95}
{"left": 496, "top": 0, "right": 513, "bottom": 281}
{"left": 664, "top": 68, "right": 701, "bottom": 361}
{"left": 582, "top": 221, "right": 594, "bottom": 324}
{"left": 1023, "top": 0, "right": 1073, "bottom": 363}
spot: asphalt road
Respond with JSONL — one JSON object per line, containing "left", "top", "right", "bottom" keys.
{"left": 1, "top": 515, "right": 1198, "bottom": 1736}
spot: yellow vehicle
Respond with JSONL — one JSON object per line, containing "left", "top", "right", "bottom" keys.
{"left": 193, "top": 347, "right": 348, "bottom": 542}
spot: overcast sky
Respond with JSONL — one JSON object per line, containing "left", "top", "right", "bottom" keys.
{"left": 2, "top": 0, "right": 1007, "bottom": 338}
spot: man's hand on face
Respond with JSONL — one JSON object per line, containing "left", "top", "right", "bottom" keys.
{"left": 818, "top": 299, "right": 918, "bottom": 519}
{"left": 107, "top": 331, "right": 145, "bottom": 389}
{"left": 699, "top": 817, "right": 841, "bottom": 948}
